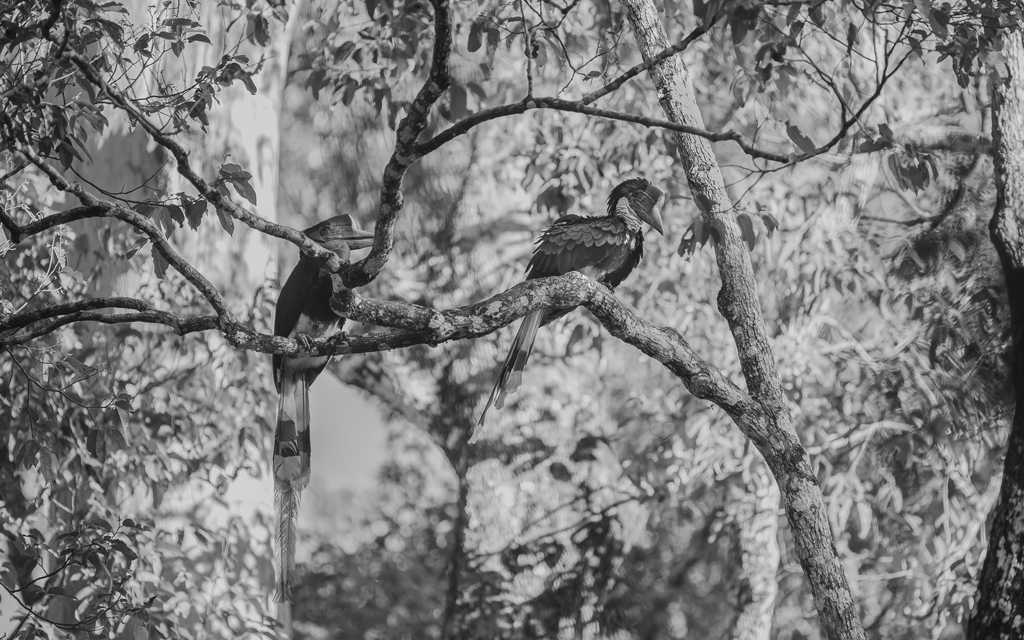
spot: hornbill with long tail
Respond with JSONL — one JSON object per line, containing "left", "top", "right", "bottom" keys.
{"left": 272, "top": 214, "right": 374, "bottom": 602}
{"left": 478, "top": 177, "right": 664, "bottom": 426}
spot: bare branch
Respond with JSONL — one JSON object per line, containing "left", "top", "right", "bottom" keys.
{"left": 579, "top": 18, "right": 718, "bottom": 106}
{"left": 0, "top": 310, "right": 218, "bottom": 347}
{"left": 416, "top": 96, "right": 792, "bottom": 162}
{"left": 342, "top": 0, "right": 453, "bottom": 288}
{"left": 2, "top": 296, "right": 162, "bottom": 331}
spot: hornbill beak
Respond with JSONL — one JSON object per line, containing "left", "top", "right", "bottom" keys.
{"left": 342, "top": 225, "right": 375, "bottom": 250}
{"left": 304, "top": 215, "right": 376, "bottom": 250}
{"left": 641, "top": 202, "right": 665, "bottom": 235}
{"left": 635, "top": 185, "right": 665, "bottom": 235}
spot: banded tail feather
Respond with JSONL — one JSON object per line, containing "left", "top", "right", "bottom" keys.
{"left": 273, "top": 370, "right": 311, "bottom": 603}
{"left": 476, "top": 308, "right": 546, "bottom": 433}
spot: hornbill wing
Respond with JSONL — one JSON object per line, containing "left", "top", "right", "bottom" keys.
{"left": 273, "top": 256, "right": 319, "bottom": 392}
{"left": 526, "top": 215, "right": 637, "bottom": 285}
{"left": 477, "top": 216, "right": 639, "bottom": 430}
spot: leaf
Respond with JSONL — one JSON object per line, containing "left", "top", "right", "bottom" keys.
{"left": 341, "top": 77, "right": 359, "bottom": 105}
{"left": 184, "top": 198, "right": 207, "bottom": 230}
{"left": 858, "top": 137, "right": 890, "bottom": 153}
{"left": 15, "top": 439, "right": 40, "bottom": 469}
{"left": 334, "top": 40, "right": 356, "bottom": 63}
{"left": 549, "top": 462, "right": 572, "bottom": 481}
{"left": 565, "top": 324, "right": 586, "bottom": 356}
{"left": 111, "top": 539, "right": 138, "bottom": 561}
{"left": 708, "top": 219, "right": 726, "bottom": 244}
{"left": 449, "top": 84, "right": 468, "bottom": 120}
{"left": 466, "top": 82, "right": 487, "bottom": 100}
{"left": 38, "top": 443, "right": 56, "bottom": 483}
{"left": 126, "top": 239, "right": 148, "bottom": 260}
{"left": 131, "top": 616, "right": 150, "bottom": 640}
{"left": 107, "top": 426, "right": 129, "bottom": 452}
{"left": 737, "top": 213, "right": 757, "bottom": 251}
{"left": 846, "top": 22, "right": 859, "bottom": 51}
{"left": 229, "top": 177, "right": 258, "bottom": 205}
{"left": 786, "top": 122, "right": 817, "bottom": 154}
{"left": 87, "top": 428, "right": 106, "bottom": 461}
{"left": 468, "top": 20, "right": 484, "bottom": 52}
{"left": 152, "top": 247, "right": 169, "bottom": 279}
{"left": 677, "top": 219, "right": 705, "bottom": 258}
{"left": 247, "top": 14, "right": 271, "bottom": 47}
{"left": 216, "top": 208, "right": 235, "bottom": 235}
{"left": 761, "top": 213, "right": 779, "bottom": 237}
{"left": 928, "top": 7, "right": 949, "bottom": 40}
{"left": 533, "top": 40, "right": 547, "bottom": 68}
{"left": 692, "top": 192, "right": 713, "bottom": 216}
{"left": 809, "top": 3, "right": 825, "bottom": 26}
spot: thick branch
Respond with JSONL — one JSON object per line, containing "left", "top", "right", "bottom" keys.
{"left": 2, "top": 205, "right": 109, "bottom": 244}
{"left": 342, "top": 0, "right": 453, "bottom": 288}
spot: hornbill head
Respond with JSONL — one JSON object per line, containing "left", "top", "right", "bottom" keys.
{"left": 608, "top": 177, "right": 665, "bottom": 235}
{"left": 303, "top": 214, "right": 375, "bottom": 257}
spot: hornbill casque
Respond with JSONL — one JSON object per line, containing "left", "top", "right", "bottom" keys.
{"left": 272, "top": 214, "right": 374, "bottom": 602}
{"left": 478, "top": 177, "right": 665, "bottom": 427}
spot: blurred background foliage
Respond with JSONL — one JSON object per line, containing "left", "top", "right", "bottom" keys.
{"left": 0, "top": 0, "right": 1016, "bottom": 637}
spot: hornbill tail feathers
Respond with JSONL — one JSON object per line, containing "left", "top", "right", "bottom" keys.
{"left": 476, "top": 308, "right": 545, "bottom": 433}
{"left": 273, "top": 371, "right": 311, "bottom": 603}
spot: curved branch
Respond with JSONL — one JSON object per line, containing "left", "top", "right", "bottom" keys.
{"left": 342, "top": 0, "right": 453, "bottom": 288}
{"left": 579, "top": 17, "right": 719, "bottom": 106}
{"left": 416, "top": 96, "right": 791, "bottom": 162}
{"left": 60, "top": 52, "right": 346, "bottom": 271}
{"left": 20, "top": 147, "right": 236, "bottom": 325}
{"left": 0, "top": 310, "right": 217, "bottom": 347}
{"left": 2, "top": 296, "right": 159, "bottom": 331}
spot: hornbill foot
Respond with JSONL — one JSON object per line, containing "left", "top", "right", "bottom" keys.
{"left": 295, "top": 334, "right": 316, "bottom": 350}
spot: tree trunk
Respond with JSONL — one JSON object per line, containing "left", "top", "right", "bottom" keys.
{"left": 730, "top": 459, "right": 781, "bottom": 640}
{"left": 619, "top": 1, "right": 865, "bottom": 638}
{"left": 969, "top": 28, "right": 1024, "bottom": 640}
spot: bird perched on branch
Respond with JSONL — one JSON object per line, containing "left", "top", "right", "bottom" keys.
{"left": 272, "top": 214, "right": 374, "bottom": 602}
{"left": 478, "top": 177, "right": 664, "bottom": 427}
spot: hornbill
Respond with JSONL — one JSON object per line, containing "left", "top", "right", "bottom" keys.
{"left": 272, "top": 214, "right": 374, "bottom": 602}
{"left": 478, "top": 177, "right": 664, "bottom": 426}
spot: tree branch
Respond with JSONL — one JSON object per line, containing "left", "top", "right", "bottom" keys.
{"left": 0, "top": 310, "right": 218, "bottom": 347}
{"left": 578, "top": 17, "right": 719, "bottom": 106}
{"left": 19, "top": 147, "right": 236, "bottom": 325}
{"left": 342, "top": 0, "right": 453, "bottom": 288}
{"left": 60, "top": 51, "right": 347, "bottom": 271}
{"left": 416, "top": 96, "right": 791, "bottom": 162}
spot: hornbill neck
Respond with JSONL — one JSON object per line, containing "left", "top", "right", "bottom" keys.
{"left": 610, "top": 200, "right": 644, "bottom": 235}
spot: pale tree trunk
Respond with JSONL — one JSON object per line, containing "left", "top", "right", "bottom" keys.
{"left": 619, "top": 1, "right": 865, "bottom": 638}
{"left": 969, "top": 28, "right": 1024, "bottom": 640}
{"left": 730, "top": 459, "right": 781, "bottom": 640}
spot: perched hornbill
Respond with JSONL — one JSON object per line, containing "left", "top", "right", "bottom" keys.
{"left": 272, "top": 214, "right": 374, "bottom": 602}
{"left": 478, "top": 177, "right": 664, "bottom": 426}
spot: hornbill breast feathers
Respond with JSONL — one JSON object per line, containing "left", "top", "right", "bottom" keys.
{"left": 477, "top": 177, "right": 665, "bottom": 430}
{"left": 271, "top": 213, "right": 373, "bottom": 603}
